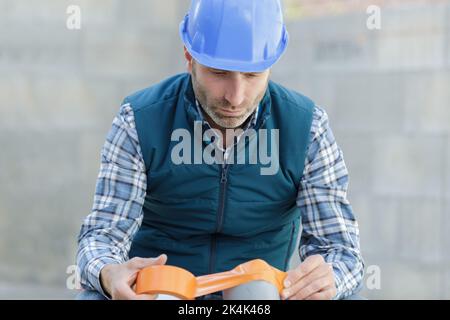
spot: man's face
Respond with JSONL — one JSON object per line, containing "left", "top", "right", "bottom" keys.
{"left": 186, "top": 51, "right": 270, "bottom": 129}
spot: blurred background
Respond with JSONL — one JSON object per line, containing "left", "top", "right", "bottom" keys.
{"left": 0, "top": 0, "right": 449, "bottom": 299}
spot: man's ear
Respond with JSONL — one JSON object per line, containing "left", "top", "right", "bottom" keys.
{"left": 183, "top": 46, "right": 193, "bottom": 73}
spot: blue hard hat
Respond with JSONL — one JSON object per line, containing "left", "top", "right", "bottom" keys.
{"left": 180, "top": 0, "right": 289, "bottom": 72}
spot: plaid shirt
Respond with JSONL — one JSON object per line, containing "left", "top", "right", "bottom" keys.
{"left": 77, "top": 101, "right": 364, "bottom": 299}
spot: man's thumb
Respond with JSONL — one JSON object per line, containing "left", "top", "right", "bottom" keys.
{"left": 153, "top": 254, "right": 168, "bottom": 266}
{"left": 129, "top": 254, "right": 168, "bottom": 270}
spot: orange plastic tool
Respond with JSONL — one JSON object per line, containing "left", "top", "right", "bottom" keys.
{"left": 135, "top": 259, "right": 287, "bottom": 300}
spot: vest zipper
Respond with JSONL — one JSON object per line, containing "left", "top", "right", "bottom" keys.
{"left": 209, "top": 162, "right": 230, "bottom": 274}
{"left": 217, "top": 163, "right": 229, "bottom": 232}
{"left": 209, "top": 234, "right": 217, "bottom": 275}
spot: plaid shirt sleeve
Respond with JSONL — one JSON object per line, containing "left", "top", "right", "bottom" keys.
{"left": 297, "top": 106, "right": 365, "bottom": 300}
{"left": 76, "top": 103, "right": 146, "bottom": 296}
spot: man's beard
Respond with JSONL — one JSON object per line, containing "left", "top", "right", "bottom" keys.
{"left": 191, "top": 69, "right": 268, "bottom": 129}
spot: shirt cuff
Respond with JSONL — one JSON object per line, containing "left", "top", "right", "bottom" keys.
{"left": 331, "top": 263, "right": 346, "bottom": 300}
{"left": 332, "top": 262, "right": 362, "bottom": 300}
{"left": 86, "top": 256, "right": 122, "bottom": 299}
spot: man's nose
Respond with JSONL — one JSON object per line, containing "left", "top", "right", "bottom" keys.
{"left": 224, "top": 76, "right": 246, "bottom": 107}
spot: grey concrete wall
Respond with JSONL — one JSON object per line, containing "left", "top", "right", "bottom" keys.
{"left": 0, "top": 0, "right": 448, "bottom": 299}
{"left": 0, "top": 0, "right": 189, "bottom": 299}
{"left": 276, "top": 1, "right": 450, "bottom": 299}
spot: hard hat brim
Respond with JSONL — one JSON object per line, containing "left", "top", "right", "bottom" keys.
{"left": 179, "top": 15, "right": 289, "bottom": 73}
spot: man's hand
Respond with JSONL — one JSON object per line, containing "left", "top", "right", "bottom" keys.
{"left": 281, "top": 255, "right": 337, "bottom": 300}
{"left": 100, "top": 254, "right": 167, "bottom": 300}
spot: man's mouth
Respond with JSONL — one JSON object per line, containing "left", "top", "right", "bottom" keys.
{"left": 218, "top": 108, "right": 242, "bottom": 117}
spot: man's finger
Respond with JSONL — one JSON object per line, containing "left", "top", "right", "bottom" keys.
{"left": 290, "top": 275, "right": 332, "bottom": 300}
{"left": 305, "top": 287, "right": 336, "bottom": 300}
{"left": 114, "top": 283, "right": 142, "bottom": 300}
{"left": 127, "top": 255, "right": 168, "bottom": 291}
{"left": 117, "top": 283, "right": 158, "bottom": 300}
{"left": 128, "top": 254, "right": 168, "bottom": 270}
{"left": 282, "top": 263, "right": 330, "bottom": 300}
{"left": 284, "top": 255, "right": 325, "bottom": 288}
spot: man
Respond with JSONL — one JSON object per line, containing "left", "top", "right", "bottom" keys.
{"left": 76, "top": 0, "right": 364, "bottom": 300}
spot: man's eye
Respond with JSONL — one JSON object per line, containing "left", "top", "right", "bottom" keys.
{"left": 213, "top": 71, "right": 227, "bottom": 76}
